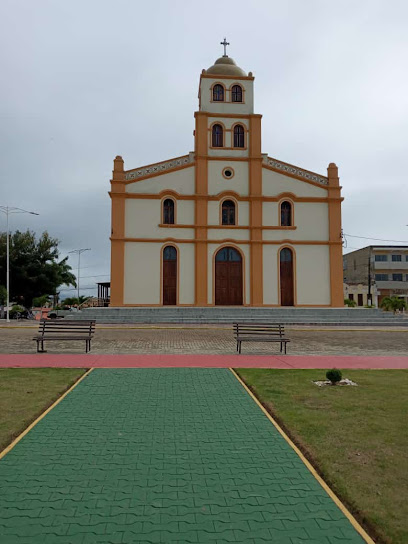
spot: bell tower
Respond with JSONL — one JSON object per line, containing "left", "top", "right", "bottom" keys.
{"left": 193, "top": 43, "right": 264, "bottom": 306}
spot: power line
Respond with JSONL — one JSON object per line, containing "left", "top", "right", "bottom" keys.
{"left": 344, "top": 233, "right": 408, "bottom": 244}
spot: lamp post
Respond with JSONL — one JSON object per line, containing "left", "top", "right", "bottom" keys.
{"left": 68, "top": 248, "right": 91, "bottom": 307}
{"left": 0, "top": 206, "right": 39, "bottom": 322}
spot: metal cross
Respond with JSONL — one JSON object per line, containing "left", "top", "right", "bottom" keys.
{"left": 220, "top": 38, "right": 230, "bottom": 56}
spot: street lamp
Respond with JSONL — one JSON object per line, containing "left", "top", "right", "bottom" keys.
{"left": 68, "top": 248, "right": 91, "bottom": 307}
{"left": 0, "top": 206, "right": 39, "bottom": 322}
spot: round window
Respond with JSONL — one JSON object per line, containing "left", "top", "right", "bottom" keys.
{"left": 222, "top": 167, "right": 235, "bottom": 179}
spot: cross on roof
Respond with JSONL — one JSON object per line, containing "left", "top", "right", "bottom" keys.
{"left": 220, "top": 38, "right": 230, "bottom": 57}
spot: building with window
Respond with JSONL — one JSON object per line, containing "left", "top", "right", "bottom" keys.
{"left": 109, "top": 50, "right": 344, "bottom": 307}
{"left": 343, "top": 246, "right": 408, "bottom": 306}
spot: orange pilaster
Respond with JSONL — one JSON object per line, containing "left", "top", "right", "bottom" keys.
{"left": 194, "top": 113, "right": 208, "bottom": 305}
{"left": 110, "top": 156, "right": 125, "bottom": 307}
{"left": 327, "top": 163, "right": 344, "bottom": 307}
{"left": 249, "top": 116, "right": 263, "bottom": 306}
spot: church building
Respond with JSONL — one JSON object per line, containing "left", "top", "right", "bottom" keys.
{"left": 109, "top": 45, "right": 344, "bottom": 307}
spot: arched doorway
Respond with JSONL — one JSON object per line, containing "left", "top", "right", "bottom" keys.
{"left": 215, "top": 247, "right": 243, "bottom": 305}
{"left": 280, "top": 248, "right": 294, "bottom": 306}
{"left": 163, "top": 246, "right": 177, "bottom": 305}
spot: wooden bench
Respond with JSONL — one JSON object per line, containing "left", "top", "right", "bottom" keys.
{"left": 33, "top": 319, "right": 96, "bottom": 353}
{"left": 233, "top": 323, "right": 290, "bottom": 354}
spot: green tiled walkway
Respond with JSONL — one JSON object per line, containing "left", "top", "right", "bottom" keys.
{"left": 0, "top": 369, "right": 365, "bottom": 543}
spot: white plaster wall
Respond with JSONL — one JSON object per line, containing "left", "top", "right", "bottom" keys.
{"left": 178, "top": 243, "right": 195, "bottom": 304}
{"left": 125, "top": 199, "right": 195, "bottom": 238}
{"left": 124, "top": 242, "right": 160, "bottom": 304}
{"left": 200, "top": 78, "right": 254, "bottom": 114}
{"left": 207, "top": 243, "right": 250, "bottom": 305}
{"left": 207, "top": 201, "right": 249, "bottom": 227}
{"left": 262, "top": 244, "right": 331, "bottom": 305}
{"left": 124, "top": 242, "right": 195, "bottom": 305}
{"left": 262, "top": 202, "right": 329, "bottom": 241}
{"left": 263, "top": 246, "right": 279, "bottom": 304}
{"left": 126, "top": 166, "right": 195, "bottom": 194}
{"left": 262, "top": 168, "right": 328, "bottom": 197}
{"left": 208, "top": 160, "right": 249, "bottom": 196}
{"left": 209, "top": 229, "right": 250, "bottom": 241}
{"left": 295, "top": 245, "right": 331, "bottom": 305}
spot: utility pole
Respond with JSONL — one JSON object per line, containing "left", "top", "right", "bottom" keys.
{"left": 367, "top": 246, "right": 372, "bottom": 306}
{"left": 0, "top": 206, "right": 39, "bottom": 322}
{"left": 68, "top": 248, "right": 91, "bottom": 307}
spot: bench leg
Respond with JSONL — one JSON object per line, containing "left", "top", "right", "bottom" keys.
{"left": 239, "top": 341, "right": 242, "bottom": 355}
{"left": 284, "top": 342, "right": 287, "bottom": 355}
{"left": 37, "top": 339, "right": 47, "bottom": 353}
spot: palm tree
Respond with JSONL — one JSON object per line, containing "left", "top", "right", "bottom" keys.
{"left": 380, "top": 296, "right": 406, "bottom": 313}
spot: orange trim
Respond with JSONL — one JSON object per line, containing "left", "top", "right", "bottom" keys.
{"left": 110, "top": 191, "right": 340, "bottom": 204}
{"left": 200, "top": 74, "right": 254, "bottom": 81}
{"left": 123, "top": 162, "right": 194, "bottom": 185}
{"left": 249, "top": 115, "right": 263, "bottom": 305}
{"left": 194, "top": 112, "right": 209, "bottom": 305}
{"left": 263, "top": 164, "right": 330, "bottom": 191}
{"left": 113, "top": 237, "right": 337, "bottom": 245}
{"left": 277, "top": 245, "right": 297, "bottom": 306}
{"left": 160, "top": 243, "right": 179, "bottom": 306}
{"left": 124, "top": 154, "right": 191, "bottom": 173}
{"left": 222, "top": 167, "right": 235, "bottom": 179}
{"left": 327, "top": 163, "right": 344, "bottom": 307}
{"left": 196, "top": 112, "right": 261, "bottom": 119}
{"left": 278, "top": 197, "right": 295, "bottom": 227}
{"left": 161, "top": 195, "right": 177, "bottom": 225}
{"left": 209, "top": 82, "right": 246, "bottom": 104}
{"left": 212, "top": 244, "right": 247, "bottom": 305}
{"left": 110, "top": 156, "right": 125, "bottom": 306}
{"left": 158, "top": 224, "right": 296, "bottom": 230}
{"left": 219, "top": 196, "right": 239, "bottom": 226}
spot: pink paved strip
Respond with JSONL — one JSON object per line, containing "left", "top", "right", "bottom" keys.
{"left": 0, "top": 353, "right": 407, "bottom": 368}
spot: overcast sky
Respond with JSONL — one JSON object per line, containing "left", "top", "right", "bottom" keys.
{"left": 1, "top": 0, "right": 407, "bottom": 298}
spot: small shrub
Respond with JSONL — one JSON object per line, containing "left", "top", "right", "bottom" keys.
{"left": 326, "top": 368, "right": 342, "bottom": 385}
{"left": 344, "top": 298, "right": 357, "bottom": 307}
{"left": 9, "top": 305, "right": 25, "bottom": 319}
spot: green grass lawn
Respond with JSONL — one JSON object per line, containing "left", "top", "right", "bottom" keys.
{"left": 236, "top": 369, "right": 408, "bottom": 544}
{"left": 0, "top": 368, "right": 86, "bottom": 451}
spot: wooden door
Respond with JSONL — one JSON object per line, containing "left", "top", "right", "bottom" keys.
{"left": 280, "top": 248, "right": 294, "bottom": 306}
{"left": 215, "top": 247, "right": 243, "bottom": 305}
{"left": 163, "top": 246, "right": 177, "bottom": 305}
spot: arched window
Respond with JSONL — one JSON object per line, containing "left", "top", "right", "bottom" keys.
{"left": 163, "top": 245, "right": 177, "bottom": 261}
{"left": 212, "top": 84, "right": 224, "bottom": 102}
{"left": 212, "top": 124, "right": 223, "bottom": 147}
{"left": 231, "top": 85, "right": 243, "bottom": 102}
{"left": 233, "top": 124, "right": 245, "bottom": 148}
{"left": 222, "top": 200, "right": 236, "bottom": 225}
{"left": 163, "top": 199, "right": 175, "bottom": 224}
{"left": 280, "top": 201, "right": 292, "bottom": 226}
{"left": 163, "top": 246, "right": 177, "bottom": 305}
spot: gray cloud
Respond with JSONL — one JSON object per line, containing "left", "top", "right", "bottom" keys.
{"left": 1, "top": 0, "right": 407, "bottom": 297}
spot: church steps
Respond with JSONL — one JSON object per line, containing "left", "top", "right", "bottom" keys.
{"left": 59, "top": 307, "right": 407, "bottom": 326}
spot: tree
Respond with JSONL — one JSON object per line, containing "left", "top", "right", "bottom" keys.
{"left": 0, "top": 230, "right": 77, "bottom": 308}
{"left": 61, "top": 296, "right": 90, "bottom": 306}
{"left": 0, "top": 285, "right": 6, "bottom": 319}
{"left": 380, "top": 296, "right": 407, "bottom": 313}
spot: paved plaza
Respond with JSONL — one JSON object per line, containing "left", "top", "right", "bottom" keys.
{"left": 0, "top": 368, "right": 366, "bottom": 543}
{"left": 0, "top": 323, "right": 407, "bottom": 356}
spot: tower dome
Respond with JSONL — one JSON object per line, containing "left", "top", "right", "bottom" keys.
{"left": 204, "top": 56, "right": 247, "bottom": 77}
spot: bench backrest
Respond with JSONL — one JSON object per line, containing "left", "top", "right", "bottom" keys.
{"left": 37, "top": 319, "right": 95, "bottom": 335}
{"left": 233, "top": 323, "right": 284, "bottom": 336}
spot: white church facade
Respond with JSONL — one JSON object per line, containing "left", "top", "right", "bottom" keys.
{"left": 109, "top": 48, "right": 344, "bottom": 307}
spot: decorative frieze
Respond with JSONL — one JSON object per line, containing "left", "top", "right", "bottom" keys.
{"left": 125, "top": 154, "right": 194, "bottom": 181}
{"left": 264, "top": 157, "right": 328, "bottom": 186}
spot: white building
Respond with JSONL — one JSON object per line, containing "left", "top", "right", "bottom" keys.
{"left": 109, "top": 50, "right": 344, "bottom": 307}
